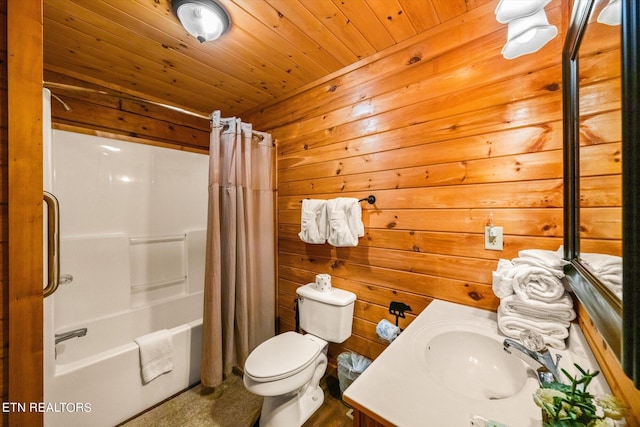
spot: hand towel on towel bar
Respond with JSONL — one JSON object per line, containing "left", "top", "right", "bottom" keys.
{"left": 298, "top": 199, "right": 328, "bottom": 244}
{"left": 134, "top": 329, "right": 173, "bottom": 384}
{"left": 326, "top": 197, "right": 364, "bottom": 247}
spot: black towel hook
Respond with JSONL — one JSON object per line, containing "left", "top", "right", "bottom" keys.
{"left": 358, "top": 195, "right": 376, "bottom": 205}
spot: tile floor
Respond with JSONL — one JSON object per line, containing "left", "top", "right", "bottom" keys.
{"left": 119, "top": 373, "right": 353, "bottom": 427}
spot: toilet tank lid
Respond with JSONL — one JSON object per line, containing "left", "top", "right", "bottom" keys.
{"left": 296, "top": 283, "right": 356, "bottom": 306}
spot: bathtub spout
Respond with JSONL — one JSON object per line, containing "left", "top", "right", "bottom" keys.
{"left": 55, "top": 328, "right": 88, "bottom": 345}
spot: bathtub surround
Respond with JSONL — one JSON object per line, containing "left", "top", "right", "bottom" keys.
{"left": 43, "top": 129, "right": 208, "bottom": 426}
{"left": 201, "top": 111, "right": 275, "bottom": 388}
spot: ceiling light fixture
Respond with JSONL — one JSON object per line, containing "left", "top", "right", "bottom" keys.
{"left": 495, "top": 0, "right": 557, "bottom": 60}
{"left": 597, "top": 0, "right": 621, "bottom": 26}
{"left": 172, "top": 0, "right": 230, "bottom": 43}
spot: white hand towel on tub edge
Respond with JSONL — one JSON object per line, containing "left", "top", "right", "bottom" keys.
{"left": 298, "top": 199, "right": 327, "bottom": 244}
{"left": 134, "top": 329, "right": 173, "bottom": 384}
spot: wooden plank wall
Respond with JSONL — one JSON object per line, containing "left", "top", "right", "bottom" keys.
{"left": 36, "top": 0, "right": 636, "bottom": 422}
{"left": 244, "top": 0, "right": 570, "bottom": 364}
{"left": 0, "top": 1, "right": 8, "bottom": 421}
{"left": 44, "top": 71, "right": 210, "bottom": 153}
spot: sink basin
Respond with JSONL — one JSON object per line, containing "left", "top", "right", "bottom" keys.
{"left": 418, "top": 329, "right": 529, "bottom": 400}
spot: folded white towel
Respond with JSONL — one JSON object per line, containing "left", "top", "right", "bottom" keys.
{"left": 326, "top": 197, "right": 363, "bottom": 247}
{"left": 580, "top": 252, "right": 622, "bottom": 271}
{"left": 492, "top": 258, "right": 515, "bottom": 298}
{"left": 499, "top": 293, "right": 575, "bottom": 324}
{"left": 581, "top": 253, "right": 623, "bottom": 300}
{"left": 518, "top": 249, "right": 569, "bottom": 270}
{"left": 134, "top": 329, "right": 173, "bottom": 384}
{"left": 507, "top": 264, "right": 566, "bottom": 302}
{"left": 298, "top": 199, "right": 328, "bottom": 244}
{"left": 511, "top": 249, "right": 568, "bottom": 279}
{"left": 497, "top": 306, "right": 568, "bottom": 349}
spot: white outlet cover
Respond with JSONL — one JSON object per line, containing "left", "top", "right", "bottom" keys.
{"left": 485, "top": 226, "right": 503, "bottom": 251}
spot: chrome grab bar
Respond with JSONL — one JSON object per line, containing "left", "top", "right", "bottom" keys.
{"left": 43, "top": 191, "right": 60, "bottom": 297}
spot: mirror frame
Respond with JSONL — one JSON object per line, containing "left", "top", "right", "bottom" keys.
{"left": 563, "top": 0, "right": 640, "bottom": 388}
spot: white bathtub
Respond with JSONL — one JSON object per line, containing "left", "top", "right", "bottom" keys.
{"left": 42, "top": 128, "right": 209, "bottom": 427}
{"left": 44, "top": 293, "right": 203, "bottom": 427}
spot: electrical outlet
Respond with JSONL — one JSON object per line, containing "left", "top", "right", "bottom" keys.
{"left": 485, "top": 226, "right": 503, "bottom": 251}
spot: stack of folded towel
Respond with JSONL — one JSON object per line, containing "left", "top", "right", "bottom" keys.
{"left": 299, "top": 197, "right": 364, "bottom": 247}
{"left": 492, "top": 248, "right": 576, "bottom": 349}
{"left": 581, "top": 252, "right": 623, "bottom": 300}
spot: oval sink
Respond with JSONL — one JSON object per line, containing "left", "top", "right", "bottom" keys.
{"left": 421, "top": 330, "right": 528, "bottom": 400}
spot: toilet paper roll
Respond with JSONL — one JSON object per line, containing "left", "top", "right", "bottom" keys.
{"left": 314, "top": 274, "right": 332, "bottom": 292}
{"left": 376, "top": 319, "right": 400, "bottom": 343}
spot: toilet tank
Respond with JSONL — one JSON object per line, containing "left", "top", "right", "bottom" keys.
{"left": 296, "top": 283, "right": 356, "bottom": 343}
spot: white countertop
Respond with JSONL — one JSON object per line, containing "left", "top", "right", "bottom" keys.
{"left": 343, "top": 299, "right": 609, "bottom": 427}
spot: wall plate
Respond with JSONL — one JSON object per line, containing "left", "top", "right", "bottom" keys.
{"left": 484, "top": 226, "right": 503, "bottom": 251}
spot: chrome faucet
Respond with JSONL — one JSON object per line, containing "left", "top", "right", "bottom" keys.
{"left": 503, "top": 330, "right": 562, "bottom": 385}
{"left": 55, "top": 327, "right": 88, "bottom": 345}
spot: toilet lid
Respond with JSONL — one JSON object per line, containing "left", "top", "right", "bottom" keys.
{"left": 244, "top": 332, "right": 322, "bottom": 382}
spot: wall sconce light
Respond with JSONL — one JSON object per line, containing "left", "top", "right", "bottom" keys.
{"left": 172, "top": 0, "right": 230, "bottom": 43}
{"left": 495, "top": 0, "right": 557, "bottom": 59}
{"left": 597, "top": 0, "right": 621, "bottom": 26}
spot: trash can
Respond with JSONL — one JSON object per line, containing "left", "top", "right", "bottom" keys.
{"left": 337, "top": 351, "right": 371, "bottom": 393}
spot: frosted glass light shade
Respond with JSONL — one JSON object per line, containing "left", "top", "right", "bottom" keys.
{"left": 495, "top": 0, "right": 551, "bottom": 23}
{"left": 502, "top": 9, "right": 558, "bottom": 59}
{"left": 597, "top": 0, "right": 621, "bottom": 26}
{"left": 173, "top": 0, "right": 230, "bottom": 43}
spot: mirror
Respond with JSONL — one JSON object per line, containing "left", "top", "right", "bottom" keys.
{"left": 577, "top": 0, "right": 622, "bottom": 307}
{"left": 563, "top": 0, "right": 640, "bottom": 388}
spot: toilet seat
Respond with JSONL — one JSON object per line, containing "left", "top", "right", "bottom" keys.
{"left": 244, "top": 332, "right": 322, "bottom": 382}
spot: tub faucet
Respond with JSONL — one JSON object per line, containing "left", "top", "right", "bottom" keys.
{"left": 55, "top": 327, "right": 88, "bottom": 345}
{"left": 503, "top": 330, "right": 562, "bottom": 385}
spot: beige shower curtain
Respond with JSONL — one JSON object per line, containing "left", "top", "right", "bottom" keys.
{"left": 201, "top": 111, "right": 275, "bottom": 387}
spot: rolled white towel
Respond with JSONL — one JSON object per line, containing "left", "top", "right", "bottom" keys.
{"left": 512, "top": 249, "right": 569, "bottom": 278}
{"left": 499, "top": 293, "right": 575, "bottom": 324}
{"left": 298, "top": 199, "right": 327, "bottom": 244}
{"left": 497, "top": 306, "right": 568, "bottom": 349}
{"left": 134, "top": 329, "right": 173, "bottom": 383}
{"left": 492, "top": 258, "right": 515, "bottom": 298}
{"left": 507, "top": 264, "right": 566, "bottom": 302}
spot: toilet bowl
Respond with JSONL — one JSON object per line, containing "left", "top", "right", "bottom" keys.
{"left": 243, "top": 283, "right": 356, "bottom": 427}
{"left": 244, "top": 332, "right": 328, "bottom": 427}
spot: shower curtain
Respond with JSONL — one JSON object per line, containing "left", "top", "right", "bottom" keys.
{"left": 201, "top": 111, "right": 275, "bottom": 387}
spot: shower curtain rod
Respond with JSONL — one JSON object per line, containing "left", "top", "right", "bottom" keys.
{"left": 43, "top": 81, "right": 210, "bottom": 120}
{"left": 43, "top": 81, "right": 268, "bottom": 141}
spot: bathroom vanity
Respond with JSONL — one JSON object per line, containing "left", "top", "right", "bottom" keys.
{"left": 342, "top": 300, "right": 610, "bottom": 427}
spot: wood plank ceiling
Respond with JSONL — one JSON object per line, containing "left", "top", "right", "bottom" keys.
{"left": 43, "top": 0, "right": 491, "bottom": 118}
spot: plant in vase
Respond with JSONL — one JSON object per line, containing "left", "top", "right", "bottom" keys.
{"left": 534, "top": 363, "right": 627, "bottom": 426}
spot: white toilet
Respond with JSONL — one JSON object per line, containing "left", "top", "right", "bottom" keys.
{"left": 243, "top": 283, "right": 356, "bottom": 427}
